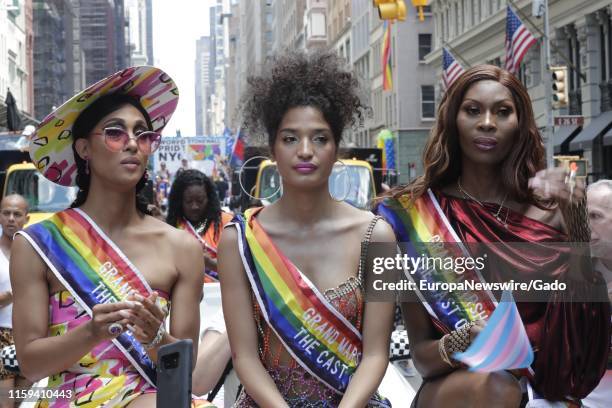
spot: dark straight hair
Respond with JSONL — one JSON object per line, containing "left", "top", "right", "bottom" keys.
{"left": 70, "top": 93, "right": 152, "bottom": 214}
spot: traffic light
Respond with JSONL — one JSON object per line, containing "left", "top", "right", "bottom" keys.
{"left": 412, "top": 0, "right": 427, "bottom": 21}
{"left": 373, "top": 0, "right": 406, "bottom": 21}
{"left": 551, "top": 66, "right": 568, "bottom": 109}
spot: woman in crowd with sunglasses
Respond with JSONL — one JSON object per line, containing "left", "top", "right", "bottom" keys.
{"left": 10, "top": 67, "right": 211, "bottom": 407}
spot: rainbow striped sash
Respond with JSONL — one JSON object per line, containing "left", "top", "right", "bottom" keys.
{"left": 177, "top": 218, "right": 217, "bottom": 256}
{"left": 376, "top": 189, "right": 496, "bottom": 331}
{"left": 18, "top": 208, "right": 157, "bottom": 387}
{"left": 232, "top": 209, "right": 390, "bottom": 405}
{"left": 177, "top": 218, "right": 218, "bottom": 282}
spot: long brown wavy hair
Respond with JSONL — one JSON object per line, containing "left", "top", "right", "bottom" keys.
{"left": 388, "top": 64, "right": 545, "bottom": 205}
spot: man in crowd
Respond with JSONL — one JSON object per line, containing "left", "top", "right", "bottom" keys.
{"left": 215, "top": 173, "right": 229, "bottom": 205}
{"left": 156, "top": 161, "right": 171, "bottom": 182}
{"left": 0, "top": 194, "right": 31, "bottom": 407}
{"left": 584, "top": 179, "right": 612, "bottom": 408}
{"left": 587, "top": 179, "right": 612, "bottom": 298}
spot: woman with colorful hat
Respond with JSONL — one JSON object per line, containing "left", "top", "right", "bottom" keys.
{"left": 9, "top": 67, "right": 213, "bottom": 407}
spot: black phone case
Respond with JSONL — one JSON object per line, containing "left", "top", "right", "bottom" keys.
{"left": 156, "top": 339, "right": 193, "bottom": 407}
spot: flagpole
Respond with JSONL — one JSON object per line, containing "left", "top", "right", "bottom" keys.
{"left": 543, "top": 0, "right": 554, "bottom": 167}
{"left": 507, "top": 0, "right": 585, "bottom": 82}
{"left": 443, "top": 41, "right": 471, "bottom": 68}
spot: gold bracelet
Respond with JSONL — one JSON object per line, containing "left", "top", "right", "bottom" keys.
{"left": 438, "top": 335, "right": 456, "bottom": 367}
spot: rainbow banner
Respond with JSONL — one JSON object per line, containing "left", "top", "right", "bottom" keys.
{"left": 382, "top": 20, "right": 393, "bottom": 91}
{"left": 17, "top": 208, "right": 157, "bottom": 386}
{"left": 453, "top": 290, "right": 534, "bottom": 371}
{"left": 233, "top": 209, "right": 390, "bottom": 405}
{"left": 376, "top": 189, "right": 497, "bottom": 331}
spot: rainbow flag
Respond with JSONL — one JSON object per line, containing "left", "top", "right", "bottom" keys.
{"left": 230, "top": 128, "right": 245, "bottom": 168}
{"left": 233, "top": 209, "right": 390, "bottom": 405}
{"left": 454, "top": 290, "right": 534, "bottom": 371}
{"left": 382, "top": 20, "right": 393, "bottom": 91}
{"left": 18, "top": 208, "right": 157, "bottom": 386}
{"left": 376, "top": 190, "right": 497, "bottom": 331}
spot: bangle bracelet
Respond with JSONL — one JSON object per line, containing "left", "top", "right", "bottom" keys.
{"left": 143, "top": 322, "right": 166, "bottom": 350}
{"left": 438, "top": 335, "right": 456, "bottom": 367}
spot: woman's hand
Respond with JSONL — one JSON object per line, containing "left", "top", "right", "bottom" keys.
{"left": 528, "top": 166, "right": 585, "bottom": 208}
{"left": 122, "top": 292, "right": 168, "bottom": 345}
{"left": 87, "top": 300, "right": 136, "bottom": 341}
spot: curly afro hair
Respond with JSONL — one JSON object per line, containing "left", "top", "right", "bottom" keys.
{"left": 240, "top": 50, "right": 368, "bottom": 147}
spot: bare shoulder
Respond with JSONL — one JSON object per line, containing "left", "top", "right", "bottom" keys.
{"left": 370, "top": 216, "right": 396, "bottom": 242}
{"left": 218, "top": 222, "right": 239, "bottom": 252}
{"left": 11, "top": 233, "right": 44, "bottom": 266}
{"left": 338, "top": 203, "right": 395, "bottom": 242}
{"left": 515, "top": 201, "right": 565, "bottom": 233}
{"left": 141, "top": 215, "right": 201, "bottom": 257}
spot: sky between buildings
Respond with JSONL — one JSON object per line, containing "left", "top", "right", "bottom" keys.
{"left": 153, "top": 0, "right": 214, "bottom": 136}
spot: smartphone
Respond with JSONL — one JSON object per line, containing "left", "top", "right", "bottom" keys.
{"left": 156, "top": 339, "right": 193, "bottom": 408}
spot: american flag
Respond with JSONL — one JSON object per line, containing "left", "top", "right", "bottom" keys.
{"left": 504, "top": 6, "right": 537, "bottom": 74}
{"left": 442, "top": 48, "right": 465, "bottom": 89}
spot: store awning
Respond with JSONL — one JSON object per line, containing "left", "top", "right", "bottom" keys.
{"left": 553, "top": 125, "right": 581, "bottom": 154}
{"left": 0, "top": 101, "right": 39, "bottom": 132}
{"left": 569, "top": 110, "right": 612, "bottom": 151}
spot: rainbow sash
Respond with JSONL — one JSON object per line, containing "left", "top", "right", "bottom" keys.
{"left": 232, "top": 209, "right": 390, "bottom": 405}
{"left": 177, "top": 218, "right": 217, "bottom": 256}
{"left": 376, "top": 189, "right": 497, "bottom": 331}
{"left": 17, "top": 208, "right": 157, "bottom": 387}
{"left": 177, "top": 218, "right": 218, "bottom": 281}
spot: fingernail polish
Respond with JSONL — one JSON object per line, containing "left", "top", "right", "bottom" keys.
{"left": 119, "top": 310, "right": 130, "bottom": 318}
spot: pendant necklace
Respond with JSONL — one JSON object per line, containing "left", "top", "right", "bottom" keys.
{"left": 457, "top": 178, "right": 510, "bottom": 228}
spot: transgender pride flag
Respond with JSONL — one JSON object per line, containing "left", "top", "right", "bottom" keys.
{"left": 453, "top": 290, "right": 533, "bottom": 372}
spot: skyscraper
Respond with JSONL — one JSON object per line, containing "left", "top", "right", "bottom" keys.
{"left": 79, "top": 0, "right": 130, "bottom": 84}
{"left": 195, "top": 36, "right": 212, "bottom": 135}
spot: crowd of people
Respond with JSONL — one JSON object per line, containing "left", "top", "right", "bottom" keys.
{"left": 0, "top": 51, "right": 607, "bottom": 407}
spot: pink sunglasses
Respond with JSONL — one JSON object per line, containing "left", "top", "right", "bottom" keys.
{"left": 94, "top": 127, "right": 162, "bottom": 154}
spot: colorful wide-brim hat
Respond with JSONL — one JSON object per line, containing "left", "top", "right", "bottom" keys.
{"left": 29, "top": 66, "right": 179, "bottom": 186}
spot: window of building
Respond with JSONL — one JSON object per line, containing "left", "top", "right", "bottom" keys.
{"left": 599, "top": 10, "right": 612, "bottom": 81}
{"left": 421, "top": 85, "right": 435, "bottom": 119}
{"left": 567, "top": 27, "right": 581, "bottom": 92}
{"left": 517, "top": 63, "right": 528, "bottom": 87}
{"left": 561, "top": 24, "right": 583, "bottom": 114}
{"left": 346, "top": 38, "right": 351, "bottom": 63}
{"left": 454, "top": 2, "right": 459, "bottom": 37}
{"left": 418, "top": 34, "right": 432, "bottom": 61}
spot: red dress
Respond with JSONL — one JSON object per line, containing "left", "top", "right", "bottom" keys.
{"left": 437, "top": 193, "right": 610, "bottom": 401}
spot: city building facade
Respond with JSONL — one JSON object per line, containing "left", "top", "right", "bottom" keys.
{"left": 79, "top": 0, "right": 130, "bottom": 84}
{"left": 195, "top": 36, "right": 212, "bottom": 136}
{"left": 427, "top": 0, "right": 612, "bottom": 180}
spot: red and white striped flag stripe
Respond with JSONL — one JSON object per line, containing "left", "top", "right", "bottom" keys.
{"left": 504, "top": 6, "right": 537, "bottom": 74}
